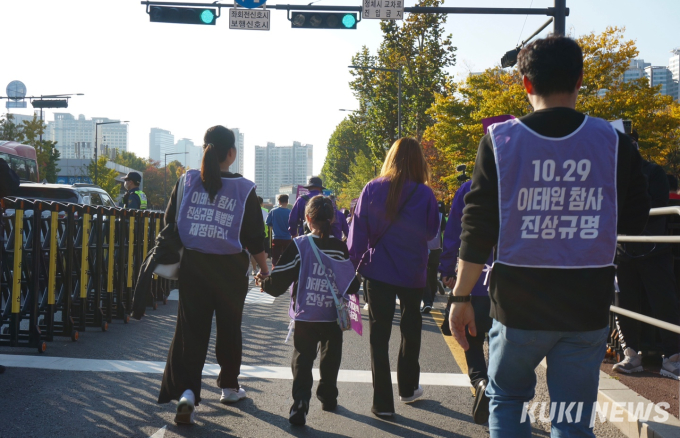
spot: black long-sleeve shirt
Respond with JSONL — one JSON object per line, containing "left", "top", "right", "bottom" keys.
{"left": 165, "top": 172, "right": 265, "bottom": 255}
{"left": 460, "top": 108, "right": 650, "bottom": 331}
{"left": 261, "top": 235, "right": 360, "bottom": 299}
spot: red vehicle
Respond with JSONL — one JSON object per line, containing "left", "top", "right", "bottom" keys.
{"left": 0, "top": 141, "right": 39, "bottom": 182}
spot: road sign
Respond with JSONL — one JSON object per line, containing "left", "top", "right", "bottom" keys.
{"left": 229, "top": 8, "right": 271, "bottom": 30}
{"left": 362, "top": 0, "right": 404, "bottom": 20}
{"left": 235, "top": 0, "right": 267, "bottom": 10}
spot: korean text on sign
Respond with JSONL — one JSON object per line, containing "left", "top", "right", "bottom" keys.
{"left": 229, "top": 8, "right": 270, "bottom": 30}
{"left": 362, "top": 0, "right": 403, "bottom": 19}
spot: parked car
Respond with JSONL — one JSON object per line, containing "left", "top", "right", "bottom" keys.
{"left": 13, "top": 182, "right": 117, "bottom": 207}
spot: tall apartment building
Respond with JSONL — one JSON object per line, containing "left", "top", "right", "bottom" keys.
{"left": 644, "top": 66, "right": 676, "bottom": 98}
{"left": 622, "top": 59, "right": 651, "bottom": 83}
{"left": 175, "top": 138, "right": 203, "bottom": 170}
{"left": 43, "top": 113, "right": 127, "bottom": 160}
{"left": 254, "top": 141, "right": 313, "bottom": 201}
{"left": 229, "top": 128, "right": 245, "bottom": 175}
{"left": 149, "top": 128, "right": 175, "bottom": 163}
{"left": 669, "top": 48, "right": 680, "bottom": 101}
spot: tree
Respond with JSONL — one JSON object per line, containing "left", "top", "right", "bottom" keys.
{"left": 141, "top": 160, "right": 185, "bottom": 209}
{"left": 336, "top": 151, "right": 377, "bottom": 209}
{"left": 21, "top": 114, "right": 61, "bottom": 182}
{"left": 88, "top": 157, "right": 120, "bottom": 199}
{"left": 0, "top": 113, "right": 25, "bottom": 142}
{"left": 113, "top": 150, "right": 150, "bottom": 172}
{"left": 349, "top": 0, "right": 456, "bottom": 162}
{"left": 320, "top": 117, "right": 370, "bottom": 196}
{"left": 424, "top": 26, "right": 680, "bottom": 200}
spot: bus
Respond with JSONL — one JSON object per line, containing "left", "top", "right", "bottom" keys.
{"left": 0, "top": 141, "right": 39, "bottom": 182}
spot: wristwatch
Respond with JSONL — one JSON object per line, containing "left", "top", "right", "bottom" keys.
{"left": 448, "top": 295, "right": 471, "bottom": 303}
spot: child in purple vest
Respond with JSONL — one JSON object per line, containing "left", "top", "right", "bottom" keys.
{"left": 258, "top": 196, "right": 360, "bottom": 426}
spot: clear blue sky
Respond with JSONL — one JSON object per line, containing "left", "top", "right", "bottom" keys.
{"left": 1, "top": 0, "right": 678, "bottom": 179}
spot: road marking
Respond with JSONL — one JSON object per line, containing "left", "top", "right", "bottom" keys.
{"left": 149, "top": 425, "right": 166, "bottom": 438}
{"left": 0, "top": 354, "right": 470, "bottom": 387}
{"left": 431, "top": 309, "right": 474, "bottom": 395}
{"left": 167, "top": 289, "right": 275, "bottom": 304}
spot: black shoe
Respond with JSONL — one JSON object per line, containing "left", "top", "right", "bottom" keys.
{"left": 421, "top": 304, "right": 432, "bottom": 314}
{"left": 289, "top": 400, "right": 308, "bottom": 426}
{"left": 321, "top": 400, "right": 337, "bottom": 411}
{"left": 472, "top": 380, "right": 490, "bottom": 424}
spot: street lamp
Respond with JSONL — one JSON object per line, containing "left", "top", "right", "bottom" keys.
{"left": 348, "top": 65, "right": 402, "bottom": 138}
{"left": 94, "top": 120, "right": 128, "bottom": 185}
{"left": 164, "top": 152, "right": 188, "bottom": 206}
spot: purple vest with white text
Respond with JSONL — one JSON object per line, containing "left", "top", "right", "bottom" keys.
{"left": 177, "top": 169, "right": 255, "bottom": 255}
{"left": 491, "top": 116, "right": 618, "bottom": 268}
{"left": 290, "top": 235, "right": 356, "bottom": 322}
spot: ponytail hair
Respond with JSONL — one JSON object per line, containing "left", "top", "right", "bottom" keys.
{"left": 305, "top": 195, "right": 335, "bottom": 243}
{"left": 201, "top": 126, "right": 236, "bottom": 203}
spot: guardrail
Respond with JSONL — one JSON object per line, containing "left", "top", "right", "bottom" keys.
{"left": 0, "top": 198, "right": 173, "bottom": 353}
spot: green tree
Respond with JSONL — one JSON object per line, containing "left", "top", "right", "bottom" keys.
{"left": 349, "top": 0, "right": 456, "bottom": 161}
{"left": 320, "top": 117, "right": 370, "bottom": 196}
{"left": 141, "top": 160, "right": 185, "bottom": 209}
{"left": 88, "top": 157, "right": 120, "bottom": 199}
{"left": 337, "top": 151, "right": 377, "bottom": 209}
{"left": 0, "top": 113, "right": 25, "bottom": 141}
{"left": 21, "top": 114, "right": 61, "bottom": 182}
{"left": 113, "top": 150, "right": 151, "bottom": 172}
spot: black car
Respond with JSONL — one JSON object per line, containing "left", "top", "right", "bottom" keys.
{"left": 14, "top": 182, "right": 117, "bottom": 207}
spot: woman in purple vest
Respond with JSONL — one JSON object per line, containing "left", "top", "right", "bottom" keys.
{"left": 259, "top": 196, "right": 360, "bottom": 426}
{"left": 158, "top": 125, "right": 269, "bottom": 425}
{"left": 348, "top": 138, "right": 440, "bottom": 417}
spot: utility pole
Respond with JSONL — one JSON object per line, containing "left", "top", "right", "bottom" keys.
{"left": 553, "top": 0, "right": 567, "bottom": 36}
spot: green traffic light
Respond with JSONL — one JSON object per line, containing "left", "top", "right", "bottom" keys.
{"left": 342, "top": 14, "right": 356, "bottom": 28}
{"left": 200, "top": 9, "right": 214, "bottom": 24}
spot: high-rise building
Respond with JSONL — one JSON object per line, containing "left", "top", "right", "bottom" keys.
{"left": 175, "top": 138, "right": 203, "bottom": 170}
{"left": 644, "top": 66, "right": 676, "bottom": 98}
{"left": 43, "top": 113, "right": 127, "bottom": 160}
{"left": 229, "top": 128, "right": 245, "bottom": 175}
{"left": 622, "top": 59, "right": 651, "bottom": 83}
{"left": 254, "top": 141, "right": 313, "bottom": 201}
{"left": 149, "top": 128, "right": 175, "bottom": 164}
{"left": 669, "top": 48, "right": 680, "bottom": 101}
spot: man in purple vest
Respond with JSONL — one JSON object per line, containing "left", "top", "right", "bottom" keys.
{"left": 448, "top": 36, "right": 650, "bottom": 437}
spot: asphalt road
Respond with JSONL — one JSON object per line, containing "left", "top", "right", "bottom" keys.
{"left": 0, "top": 280, "right": 626, "bottom": 438}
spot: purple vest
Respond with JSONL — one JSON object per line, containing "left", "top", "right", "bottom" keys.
{"left": 177, "top": 169, "right": 255, "bottom": 255}
{"left": 290, "top": 235, "right": 356, "bottom": 322}
{"left": 491, "top": 116, "right": 618, "bottom": 268}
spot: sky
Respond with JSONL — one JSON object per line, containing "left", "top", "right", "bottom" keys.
{"left": 1, "top": 0, "right": 679, "bottom": 181}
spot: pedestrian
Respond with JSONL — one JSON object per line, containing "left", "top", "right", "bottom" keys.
{"left": 439, "top": 180, "right": 494, "bottom": 424}
{"left": 330, "top": 195, "right": 349, "bottom": 241}
{"left": 448, "top": 36, "right": 650, "bottom": 437}
{"left": 348, "top": 137, "right": 440, "bottom": 417}
{"left": 266, "top": 194, "right": 292, "bottom": 267}
{"left": 122, "top": 171, "right": 147, "bottom": 209}
{"left": 422, "top": 200, "right": 446, "bottom": 313}
{"left": 258, "top": 195, "right": 360, "bottom": 426}
{"left": 0, "top": 157, "right": 20, "bottom": 375}
{"left": 158, "top": 125, "right": 269, "bottom": 425}
{"left": 613, "top": 132, "right": 680, "bottom": 378}
{"left": 289, "top": 176, "right": 324, "bottom": 237}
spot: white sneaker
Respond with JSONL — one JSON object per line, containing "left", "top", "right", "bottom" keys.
{"left": 661, "top": 354, "right": 680, "bottom": 380}
{"left": 220, "top": 387, "right": 247, "bottom": 404}
{"left": 400, "top": 385, "right": 424, "bottom": 403}
{"left": 175, "top": 389, "right": 196, "bottom": 425}
{"left": 612, "top": 348, "right": 644, "bottom": 374}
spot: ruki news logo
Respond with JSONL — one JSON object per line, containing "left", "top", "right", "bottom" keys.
{"left": 520, "top": 401, "right": 671, "bottom": 426}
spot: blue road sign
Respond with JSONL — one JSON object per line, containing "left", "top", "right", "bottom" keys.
{"left": 235, "top": 0, "right": 266, "bottom": 9}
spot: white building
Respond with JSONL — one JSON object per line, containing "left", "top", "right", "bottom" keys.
{"left": 149, "top": 128, "right": 175, "bottom": 164}
{"left": 42, "top": 113, "right": 127, "bottom": 160}
{"left": 254, "top": 141, "right": 313, "bottom": 201}
{"left": 175, "top": 138, "right": 203, "bottom": 170}
{"left": 669, "top": 48, "right": 680, "bottom": 101}
{"left": 229, "top": 128, "right": 245, "bottom": 175}
{"left": 622, "top": 59, "right": 651, "bottom": 83}
{"left": 644, "top": 66, "right": 676, "bottom": 98}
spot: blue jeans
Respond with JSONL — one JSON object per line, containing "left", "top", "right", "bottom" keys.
{"left": 487, "top": 320, "right": 608, "bottom": 438}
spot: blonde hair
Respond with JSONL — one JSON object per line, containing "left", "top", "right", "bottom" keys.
{"left": 379, "top": 137, "right": 430, "bottom": 220}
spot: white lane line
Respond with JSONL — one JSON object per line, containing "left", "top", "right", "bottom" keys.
{"left": 166, "top": 289, "right": 275, "bottom": 305}
{"left": 0, "top": 354, "right": 470, "bottom": 387}
{"left": 149, "top": 426, "right": 166, "bottom": 438}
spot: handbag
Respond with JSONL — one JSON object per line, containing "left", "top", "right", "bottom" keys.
{"left": 153, "top": 174, "right": 186, "bottom": 280}
{"left": 307, "top": 235, "right": 352, "bottom": 331}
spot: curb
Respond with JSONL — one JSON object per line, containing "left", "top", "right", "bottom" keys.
{"left": 540, "top": 360, "right": 680, "bottom": 438}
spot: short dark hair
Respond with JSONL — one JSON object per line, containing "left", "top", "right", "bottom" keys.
{"left": 517, "top": 35, "right": 583, "bottom": 96}
{"left": 277, "top": 194, "right": 289, "bottom": 204}
{"left": 257, "top": 196, "right": 263, "bottom": 204}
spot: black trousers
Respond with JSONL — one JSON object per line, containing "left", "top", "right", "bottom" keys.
{"left": 465, "top": 295, "right": 492, "bottom": 388}
{"left": 365, "top": 278, "right": 423, "bottom": 413}
{"left": 292, "top": 321, "right": 343, "bottom": 406}
{"left": 617, "top": 252, "right": 680, "bottom": 356}
{"left": 423, "top": 249, "right": 442, "bottom": 306}
{"left": 158, "top": 249, "right": 249, "bottom": 405}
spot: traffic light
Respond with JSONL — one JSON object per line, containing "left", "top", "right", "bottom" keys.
{"left": 149, "top": 6, "right": 217, "bottom": 25}
{"left": 501, "top": 48, "right": 520, "bottom": 68}
{"left": 290, "top": 12, "right": 357, "bottom": 29}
